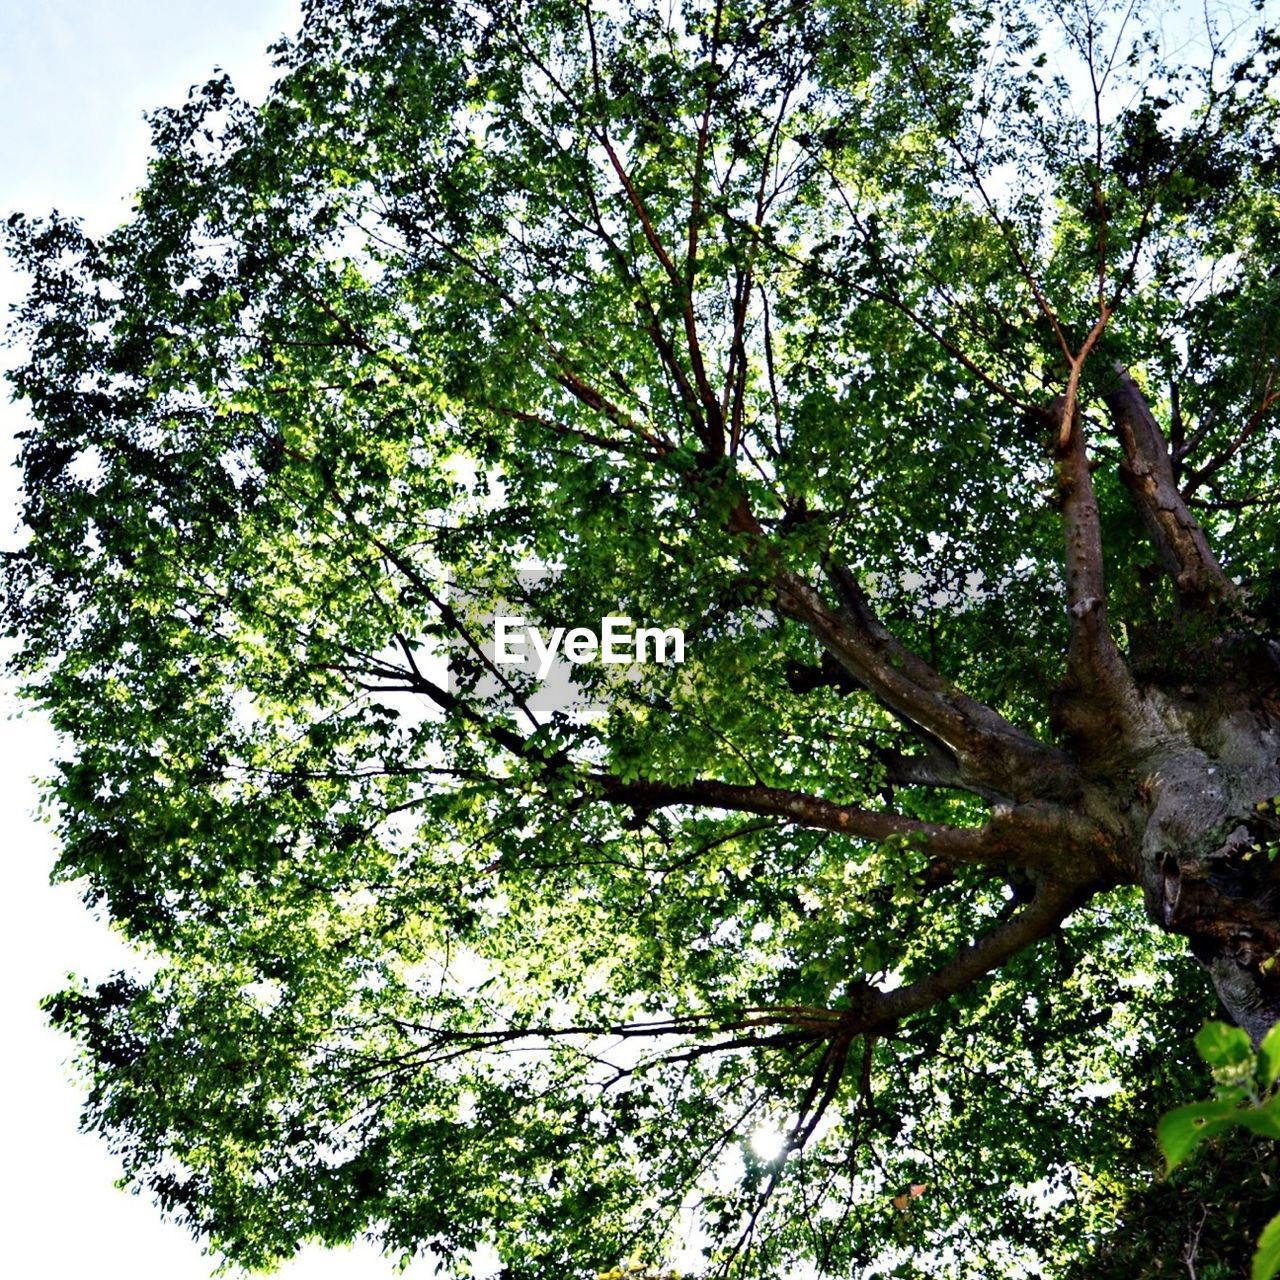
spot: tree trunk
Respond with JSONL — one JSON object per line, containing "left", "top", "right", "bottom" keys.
{"left": 1108, "top": 669, "right": 1280, "bottom": 1042}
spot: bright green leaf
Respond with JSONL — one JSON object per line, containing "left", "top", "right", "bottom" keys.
{"left": 1255, "top": 1210, "right": 1280, "bottom": 1280}
{"left": 1195, "top": 1022, "right": 1254, "bottom": 1072}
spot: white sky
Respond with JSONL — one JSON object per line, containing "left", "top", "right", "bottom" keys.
{"left": 0, "top": 3, "right": 426, "bottom": 1275}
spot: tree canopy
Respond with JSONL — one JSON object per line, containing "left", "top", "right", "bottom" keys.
{"left": 6, "top": 0, "right": 1280, "bottom": 1275}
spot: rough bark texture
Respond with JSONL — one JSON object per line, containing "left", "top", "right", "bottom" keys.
{"left": 1077, "top": 373, "right": 1280, "bottom": 1042}
{"left": 1026, "top": 373, "right": 1280, "bottom": 1043}
{"left": 727, "top": 367, "right": 1280, "bottom": 1047}
{"left": 762, "top": 370, "right": 1280, "bottom": 1046}
{"left": 1121, "top": 684, "right": 1280, "bottom": 1042}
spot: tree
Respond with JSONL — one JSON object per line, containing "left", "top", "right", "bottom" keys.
{"left": 5, "top": 0, "right": 1280, "bottom": 1273}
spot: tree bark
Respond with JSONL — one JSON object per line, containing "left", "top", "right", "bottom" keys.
{"left": 1102, "top": 367, "right": 1235, "bottom": 610}
{"left": 1123, "top": 697, "right": 1280, "bottom": 1042}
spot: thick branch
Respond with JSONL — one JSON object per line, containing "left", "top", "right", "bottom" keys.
{"left": 591, "top": 775, "right": 1117, "bottom": 889}
{"left": 870, "top": 876, "right": 1086, "bottom": 1024}
{"left": 873, "top": 742, "right": 1005, "bottom": 805}
{"left": 378, "top": 880, "right": 1092, "bottom": 1077}
{"left": 336, "top": 629, "right": 1053, "bottom": 875}
{"left": 1050, "top": 396, "right": 1135, "bottom": 707}
{"left": 592, "top": 774, "right": 993, "bottom": 859}
{"left": 1103, "top": 366, "right": 1234, "bottom": 608}
{"left": 776, "top": 566, "right": 1079, "bottom": 802}
{"left": 692, "top": 428, "right": 1070, "bottom": 804}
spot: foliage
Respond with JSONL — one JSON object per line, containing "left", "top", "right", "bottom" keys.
{"left": 5, "top": 0, "right": 1280, "bottom": 1276}
{"left": 1157, "top": 1022, "right": 1280, "bottom": 1280}
{"left": 1059, "top": 1123, "right": 1280, "bottom": 1280}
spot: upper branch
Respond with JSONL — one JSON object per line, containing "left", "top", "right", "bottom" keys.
{"left": 580, "top": 0, "right": 726, "bottom": 457}
{"left": 1102, "top": 365, "right": 1235, "bottom": 608}
{"left": 870, "top": 875, "right": 1087, "bottom": 1024}
{"left": 592, "top": 774, "right": 991, "bottom": 859}
{"left": 775, "top": 565, "right": 1080, "bottom": 802}
{"left": 1181, "top": 359, "right": 1280, "bottom": 497}
{"left": 1047, "top": 396, "right": 1135, "bottom": 710}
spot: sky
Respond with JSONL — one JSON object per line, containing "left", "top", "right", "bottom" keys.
{"left": 0, "top": 3, "right": 426, "bottom": 1275}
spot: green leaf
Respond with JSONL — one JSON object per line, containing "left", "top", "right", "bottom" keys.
{"left": 1231, "top": 1104, "right": 1280, "bottom": 1140}
{"left": 1157, "top": 1100, "right": 1240, "bottom": 1172}
{"left": 1258, "top": 1022, "right": 1280, "bottom": 1088}
{"left": 1195, "top": 1021, "right": 1254, "bottom": 1072}
{"left": 1254, "top": 1210, "right": 1280, "bottom": 1280}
